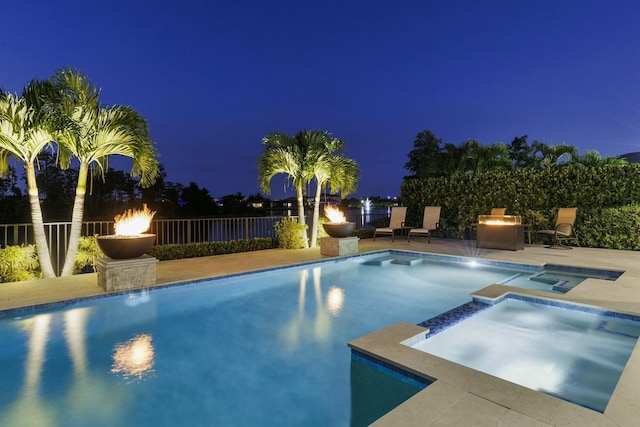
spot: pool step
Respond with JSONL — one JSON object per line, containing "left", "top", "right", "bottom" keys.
{"left": 362, "top": 256, "right": 423, "bottom": 266}
{"left": 530, "top": 272, "right": 575, "bottom": 293}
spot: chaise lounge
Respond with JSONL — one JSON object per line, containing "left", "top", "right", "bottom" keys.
{"left": 408, "top": 206, "right": 441, "bottom": 243}
{"left": 373, "top": 206, "right": 407, "bottom": 242}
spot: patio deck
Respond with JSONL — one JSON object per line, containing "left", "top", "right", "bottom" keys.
{"left": 1, "top": 238, "right": 639, "bottom": 426}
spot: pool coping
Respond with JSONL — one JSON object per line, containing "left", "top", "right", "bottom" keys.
{"left": 348, "top": 284, "right": 640, "bottom": 426}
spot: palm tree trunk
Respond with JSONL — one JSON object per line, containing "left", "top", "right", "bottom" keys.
{"left": 310, "top": 184, "right": 322, "bottom": 248}
{"left": 60, "top": 163, "right": 88, "bottom": 276}
{"left": 296, "top": 185, "right": 309, "bottom": 248}
{"left": 25, "top": 163, "right": 56, "bottom": 278}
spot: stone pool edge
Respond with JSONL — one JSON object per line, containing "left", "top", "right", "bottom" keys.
{"left": 348, "top": 285, "right": 640, "bottom": 427}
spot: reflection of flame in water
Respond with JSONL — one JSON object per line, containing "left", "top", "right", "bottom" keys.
{"left": 111, "top": 334, "right": 155, "bottom": 380}
{"left": 326, "top": 286, "right": 345, "bottom": 316}
{"left": 114, "top": 204, "right": 156, "bottom": 235}
{"left": 324, "top": 205, "right": 346, "bottom": 223}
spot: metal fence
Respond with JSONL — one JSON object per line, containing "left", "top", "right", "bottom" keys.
{"left": 0, "top": 216, "right": 288, "bottom": 275}
{"left": 0, "top": 211, "right": 388, "bottom": 275}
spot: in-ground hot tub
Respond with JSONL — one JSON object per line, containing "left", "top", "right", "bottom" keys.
{"left": 408, "top": 296, "right": 640, "bottom": 412}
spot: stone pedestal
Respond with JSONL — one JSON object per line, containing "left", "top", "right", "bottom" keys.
{"left": 96, "top": 255, "right": 158, "bottom": 292}
{"left": 320, "top": 236, "right": 360, "bottom": 256}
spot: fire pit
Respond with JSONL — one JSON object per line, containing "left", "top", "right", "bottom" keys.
{"left": 97, "top": 234, "right": 156, "bottom": 259}
{"left": 322, "top": 206, "right": 356, "bottom": 238}
{"left": 97, "top": 204, "right": 157, "bottom": 259}
{"left": 95, "top": 205, "right": 159, "bottom": 293}
{"left": 476, "top": 214, "right": 525, "bottom": 251}
{"left": 320, "top": 206, "right": 359, "bottom": 256}
{"left": 323, "top": 222, "right": 356, "bottom": 238}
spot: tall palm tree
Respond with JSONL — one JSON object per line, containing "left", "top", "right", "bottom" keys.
{"left": 50, "top": 69, "right": 159, "bottom": 276}
{"left": 258, "top": 131, "right": 316, "bottom": 248}
{"left": 307, "top": 132, "right": 359, "bottom": 248}
{"left": 0, "top": 85, "right": 57, "bottom": 278}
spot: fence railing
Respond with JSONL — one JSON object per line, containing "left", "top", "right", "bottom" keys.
{"left": 0, "top": 211, "right": 388, "bottom": 275}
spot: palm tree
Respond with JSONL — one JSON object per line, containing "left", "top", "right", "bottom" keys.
{"left": 0, "top": 85, "right": 58, "bottom": 278}
{"left": 531, "top": 142, "right": 578, "bottom": 169}
{"left": 572, "top": 150, "right": 628, "bottom": 167}
{"left": 258, "top": 131, "right": 316, "bottom": 248}
{"left": 458, "top": 140, "right": 512, "bottom": 176}
{"left": 306, "top": 131, "right": 360, "bottom": 248}
{"left": 442, "top": 140, "right": 511, "bottom": 178}
{"left": 49, "top": 69, "right": 159, "bottom": 276}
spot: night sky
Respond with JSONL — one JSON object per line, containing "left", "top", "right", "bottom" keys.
{"left": 3, "top": 1, "right": 639, "bottom": 199}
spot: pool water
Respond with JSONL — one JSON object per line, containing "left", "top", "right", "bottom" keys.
{"left": 409, "top": 297, "right": 640, "bottom": 412}
{"left": 0, "top": 252, "right": 622, "bottom": 426}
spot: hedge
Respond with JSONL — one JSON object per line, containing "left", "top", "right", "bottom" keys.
{"left": 400, "top": 164, "right": 640, "bottom": 249}
{"left": 148, "top": 238, "right": 279, "bottom": 261}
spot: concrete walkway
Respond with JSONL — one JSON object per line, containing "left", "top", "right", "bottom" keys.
{"left": 1, "top": 238, "right": 639, "bottom": 426}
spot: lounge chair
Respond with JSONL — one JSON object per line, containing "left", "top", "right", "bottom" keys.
{"left": 408, "top": 206, "right": 441, "bottom": 243}
{"left": 373, "top": 206, "right": 407, "bottom": 241}
{"left": 536, "top": 207, "right": 579, "bottom": 249}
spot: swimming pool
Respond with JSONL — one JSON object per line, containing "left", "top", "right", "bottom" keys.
{"left": 0, "top": 251, "right": 622, "bottom": 426}
{"left": 408, "top": 296, "right": 640, "bottom": 412}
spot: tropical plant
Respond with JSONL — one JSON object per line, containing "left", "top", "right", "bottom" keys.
{"left": 0, "top": 244, "right": 41, "bottom": 283}
{"left": 49, "top": 69, "right": 159, "bottom": 276}
{"left": 508, "top": 135, "right": 535, "bottom": 169}
{"left": 572, "top": 150, "right": 628, "bottom": 167}
{"left": 455, "top": 140, "right": 512, "bottom": 177}
{"left": 0, "top": 83, "right": 58, "bottom": 278}
{"left": 73, "top": 235, "right": 104, "bottom": 274}
{"left": 404, "top": 130, "right": 445, "bottom": 178}
{"left": 306, "top": 131, "right": 360, "bottom": 248}
{"left": 274, "top": 217, "right": 307, "bottom": 249}
{"left": 531, "top": 141, "right": 578, "bottom": 169}
{"left": 258, "top": 131, "right": 316, "bottom": 248}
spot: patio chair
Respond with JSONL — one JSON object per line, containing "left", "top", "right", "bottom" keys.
{"left": 536, "top": 207, "right": 579, "bottom": 249}
{"left": 408, "top": 206, "right": 441, "bottom": 243}
{"left": 373, "top": 206, "right": 407, "bottom": 242}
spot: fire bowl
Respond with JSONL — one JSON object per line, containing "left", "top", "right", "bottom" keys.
{"left": 97, "top": 234, "right": 156, "bottom": 259}
{"left": 322, "top": 222, "right": 356, "bottom": 238}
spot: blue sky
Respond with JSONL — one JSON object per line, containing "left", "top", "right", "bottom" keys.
{"left": 3, "top": 1, "right": 639, "bottom": 199}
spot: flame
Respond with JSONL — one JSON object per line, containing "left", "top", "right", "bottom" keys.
{"left": 114, "top": 204, "right": 156, "bottom": 236}
{"left": 324, "top": 206, "right": 346, "bottom": 223}
{"left": 111, "top": 334, "right": 155, "bottom": 380}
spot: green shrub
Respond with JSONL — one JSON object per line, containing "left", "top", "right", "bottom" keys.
{"left": 577, "top": 206, "right": 640, "bottom": 250}
{"left": 74, "top": 235, "right": 104, "bottom": 274}
{"left": 148, "top": 238, "right": 279, "bottom": 261}
{"left": 274, "top": 217, "right": 307, "bottom": 249}
{"left": 0, "top": 245, "right": 41, "bottom": 283}
{"left": 401, "top": 164, "right": 640, "bottom": 248}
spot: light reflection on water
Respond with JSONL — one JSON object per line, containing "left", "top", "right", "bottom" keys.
{"left": 111, "top": 334, "right": 155, "bottom": 381}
